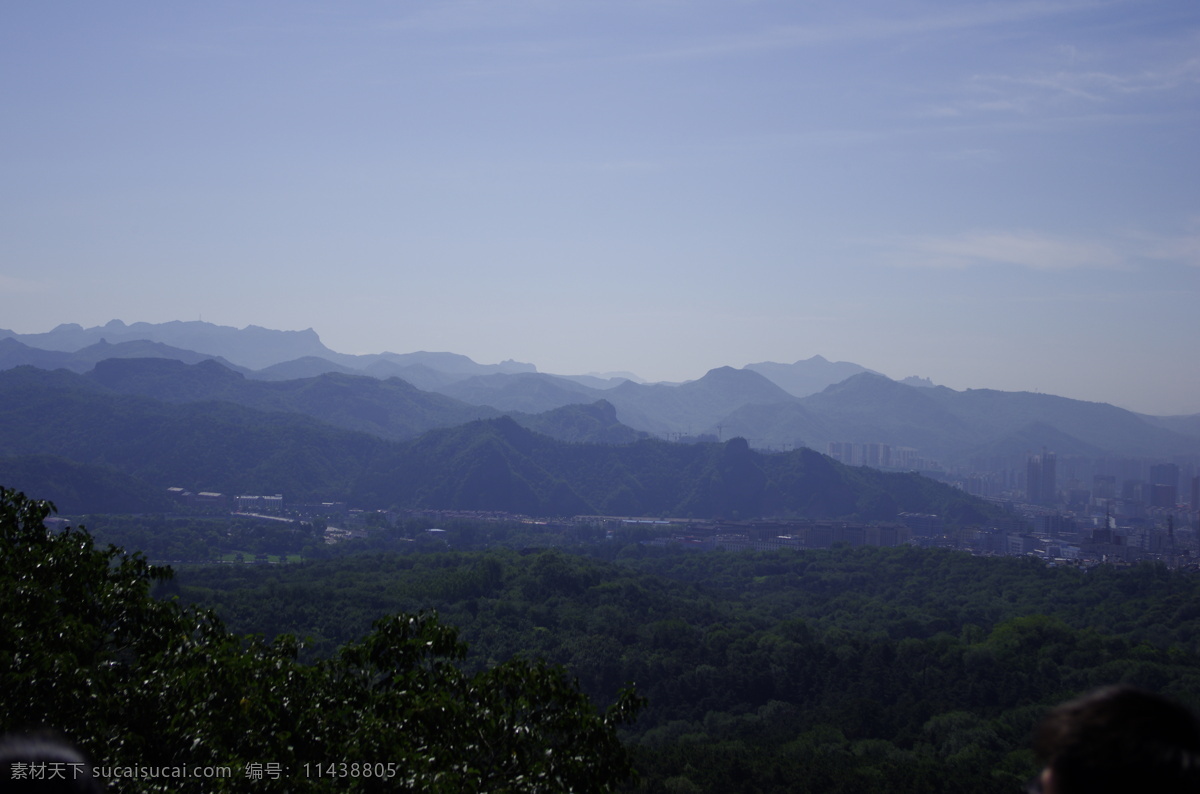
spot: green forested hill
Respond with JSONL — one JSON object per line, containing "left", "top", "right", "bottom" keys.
{"left": 514, "top": 399, "right": 649, "bottom": 444}
{"left": 0, "top": 454, "right": 174, "bottom": 514}
{"left": 87, "top": 356, "right": 502, "bottom": 440}
{"left": 0, "top": 366, "right": 993, "bottom": 521}
{"left": 175, "top": 544, "right": 1200, "bottom": 793}
{"left": 0, "top": 365, "right": 385, "bottom": 498}
{"left": 358, "top": 418, "right": 994, "bottom": 521}
{"left": 88, "top": 357, "right": 647, "bottom": 445}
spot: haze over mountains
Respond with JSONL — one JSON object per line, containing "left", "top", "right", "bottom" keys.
{"left": 2, "top": 320, "right": 1197, "bottom": 473}
{"left": 0, "top": 361, "right": 996, "bottom": 522}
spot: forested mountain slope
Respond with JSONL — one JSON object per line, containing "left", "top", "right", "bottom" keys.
{"left": 0, "top": 366, "right": 990, "bottom": 521}
{"left": 87, "top": 357, "right": 502, "bottom": 441}
{"left": 176, "top": 544, "right": 1200, "bottom": 793}
{"left": 0, "top": 365, "right": 383, "bottom": 500}
{"left": 359, "top": 418, "right": 995, "bottom": 521}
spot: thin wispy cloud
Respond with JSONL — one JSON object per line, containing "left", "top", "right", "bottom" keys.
{"left": 1130, "top": 224, "right": 1200, "bottom": 269}
{"left": 630, "top": 0, "right": 1108, "bottom": 62}
{"left": 894, "top": 226, "right": 1200, "bottom": 271}
{"left": 972, "top": 57, "right": 1200, "bottom": 110}
{"left": 898, "top": 230, "right": 1124, "bottom": 270}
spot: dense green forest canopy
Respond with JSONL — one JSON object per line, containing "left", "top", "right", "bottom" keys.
{"left": 175, "top": 539, "right": 1200, "bottom": 793}
{"left": 0, "top": 489, "right": 640, "bottom": 793}
{"left": 10, "top": 474, "right": 1200, "bottom": 793}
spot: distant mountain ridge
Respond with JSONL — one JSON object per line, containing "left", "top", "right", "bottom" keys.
{"left": 1, "top": 320, "right": 329, "bottom": 371}
{"left": 744, "top": 356, "right": 880, "bottom": 397}
{"left": 0, "top": 320, "right": 536, "bottom": 379}
{"left": 3, "top": 320, "right": 1196, "bottom": 467}
{"left": 83, "top": 358, "right": 642, "bottom": 446}
{"left": 0, "top": 320, "right": 878, "bottom": 398}
{"left": 0, "top": 365, "right": 991, "bottom": 522}
{"left": 0, "top": 336, "right": 249, "bottom": 375}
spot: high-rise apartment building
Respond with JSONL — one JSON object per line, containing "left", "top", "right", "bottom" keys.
{"left": 1027, "top": 450, "right": 1057, "bottom": 506}
{"left": 1150, "top": 463, "right": 1180, "bottom": 493}
{"left": 1092, "top": 474, "right": 1117, "bottom": 501}
{"left": 1151, "top": 484, "right": 1178, "bottom": 509}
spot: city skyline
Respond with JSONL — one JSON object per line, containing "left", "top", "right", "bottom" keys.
{"left": 2, "top": 1, "right": 1197, "bottom": 415}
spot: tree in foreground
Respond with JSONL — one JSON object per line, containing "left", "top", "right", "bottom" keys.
{"left": 0, "top": 487, "right": 641, "bottom": 792}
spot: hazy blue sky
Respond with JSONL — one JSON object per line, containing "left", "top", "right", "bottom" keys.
{"left": 2, "top": 1, "right": 1197, "bottom": 414}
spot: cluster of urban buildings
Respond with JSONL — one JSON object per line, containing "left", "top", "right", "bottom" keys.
{"left": 167, "top": 488, "right": 350, "bottom": 518}
{"left": 826, "top": 442, "right": 941, "bottom": 472}
{"left": 621, "top": 510, "right": 1195, "bottom": 568}
{"left": 822, "top": 441, "right": 1200, "bottom": 565}
{"left": 163, "top": 447, "right": 1200, "bottom": 566}
{"left": 956, "top": 452, "right": 1198, "bottom": 566}
{"left": 1015, "top": 452, "right": 1194, "bottom": 513}
{"left": 826, "top": 442, "right": 1198, "bottom": 517}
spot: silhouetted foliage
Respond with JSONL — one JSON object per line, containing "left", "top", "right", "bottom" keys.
{"left": 0, "top": 488, "right": 641, "bottom": 792}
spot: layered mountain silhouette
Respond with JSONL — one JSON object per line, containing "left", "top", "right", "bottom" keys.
{"left": 0, "top": 336, "right": 247, "bottom": 374}
{"left": 743, "top": 356, "right": 880, "bottom": 397}
{"left": 81, "top": 358, "right": 648, "bottom": 447}
{"left": 2, "top": 320, "right": 330, "bottom": 371}
{"left": 0, "top": 320, "right": 534, "bottom": 377}
{"left": 0, "top": 365, "right": 991, "bottom": 521}
{"left": 3, "top": 320, "right": 1197, "bottom": 469}
{"left": 86, "top": 357, "right": 501, "bottom": 442}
